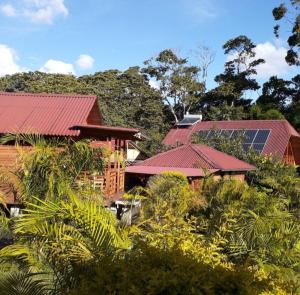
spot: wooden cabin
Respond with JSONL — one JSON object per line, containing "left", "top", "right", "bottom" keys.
{"left": 163, "top": 118, "right": 300, "bottom": 165}
{"left": 0, "top": 92, "right": 140, "bottom": 205}
{"left": 126, "top": 144, "right": 255, "bottom": 190}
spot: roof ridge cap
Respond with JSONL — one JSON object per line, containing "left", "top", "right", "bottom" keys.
{"left": 190, "top": 144, "right": 219, "bottom": 169}
{"left": 0, "top": 92, "right": 96, "bottom": 99}
{"left": 140, "top": 144, "right": 186, "bottom": 163}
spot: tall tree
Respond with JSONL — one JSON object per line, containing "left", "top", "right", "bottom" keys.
{"left": 273, "top": 0, "right": 300, "bottom": 66}
{"left": 214, "top": 35, "right": 265, "bottom": 106}
{"left": 79, "top": 67, "right": 170, "bottom": 134}
{"left": 0, "top": 71, "right": 90, "bottom": 94}
{"left": 255, "top": 75, "right": 300, "bottom": 129}
{"left": 200, "top": 36, "right": 264, "bottom": 120}
{"left": 143, "top": 49, "right": 204, "bottom": 123}
{"left": 256, "top": 76, "right": 296, "bottom": 112}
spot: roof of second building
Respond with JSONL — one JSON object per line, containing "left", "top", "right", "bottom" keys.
{"left": 163, "top": 120, "right": 300, "bottom": 158}
{"left": 126, "top": 144, "right": 255, "bottom": 177}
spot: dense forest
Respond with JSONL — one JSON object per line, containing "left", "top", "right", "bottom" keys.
{"left": 0, "top": 1, "right": 299, "bottom": 294}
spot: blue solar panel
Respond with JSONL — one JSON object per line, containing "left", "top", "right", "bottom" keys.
{"left": 197, "top": 128, "right": 271, "bottom": 154}
{"left": 253, "top": 130, "right": 270, "bottom": 144}
{"left": 244, "top": 130, "right": 258, "bottom": 143}
{"left": 252, "top": 143, "right": 265, "bottom": 153}
{"left": 221, "top": 130, "right": 234, "bottom": 137}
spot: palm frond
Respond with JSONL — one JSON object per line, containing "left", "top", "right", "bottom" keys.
{"left": 0, "top": 271, "right": 52, "bottom": 295}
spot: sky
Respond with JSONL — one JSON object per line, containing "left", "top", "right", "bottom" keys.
{"left": 0, "top": 0, "right": 297, "bottom": 94}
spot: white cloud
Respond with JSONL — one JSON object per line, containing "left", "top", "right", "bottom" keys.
{"left": 75, "top": 54, "right": 95, "bottom": 70}
{"left": 0, "top": 0, "right": 68, "bottom": 24}
{"left": 0, "top": 43, "right": 91, "bottom": 76}
{"left": 226, "top": 41, "right": 291, "bottom": 79}
{"left": 0, "top": 44, "right": 26, "bottom": 76}
{"left": 0, "top": 3, "right": 16, "bottom": 17}
{"left": 254, "top": 42, "right": 290, "bottom": 79}
{"left": 40, "top": 59, "right": 75, "bottom": 74}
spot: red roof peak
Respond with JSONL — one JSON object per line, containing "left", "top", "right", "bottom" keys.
{"left": 0, "top": 92, "right": 96, "bottom": 99}
{"left": 0, "top": 92, "right": 98, "bottom": 136}
{"left": 134, "top": 143, "right": 255, "bottom": 172}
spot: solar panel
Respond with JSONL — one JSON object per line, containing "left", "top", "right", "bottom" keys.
{"left": 197, "top": 128, "right": 271, "bottom": 154}
{"left": 244, "top": 130, "right": 258, "bottom": 143}
{"left": 252, "top": 143, "right": 265, "bottom": 153}
{"left": 253, "top": 130, "right": 270, "bottom": 144}
{"left": 177, "top": 115, "right": 202, "bottom": 126}
{"left": 221, "top": 130, "right": 234, "bottom": 137}
{"left": 198, "top": 130, "right": 210, "bottom": 139}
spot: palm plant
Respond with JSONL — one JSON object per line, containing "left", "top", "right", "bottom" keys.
{"left": 0, "top": 194, "right": 130, "bottom": 293}
{"left": 0, "top": 133, "right": 105, "bottom": 202}
{"left": 199, "top": 178, "right": 300, "bottom": 292}
{"left": 0, "top": 272, "right": 52, "bottom": 295}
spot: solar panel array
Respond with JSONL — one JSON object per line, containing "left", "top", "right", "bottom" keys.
{"left": 198, "top": 129, "right": 271, "bottom": 154}
{"left": 177, "top": 117, "right": 201, "bottom": 126}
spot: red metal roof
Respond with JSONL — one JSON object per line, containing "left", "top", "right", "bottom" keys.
{"left": 126, "top": 144, "right": 255, "bottom": 177}
{"left": 126, "top": 166, "right": 208, "bottom": 177}
{"left": 0, "top": 92, "right": 98, "bottom": 136}
{"left": 163, "top": 120, "right": 300, "bottom": 158}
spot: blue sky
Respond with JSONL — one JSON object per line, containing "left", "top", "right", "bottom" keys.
{"left": 0, "top": 0, "right": 297, "bottom": 94}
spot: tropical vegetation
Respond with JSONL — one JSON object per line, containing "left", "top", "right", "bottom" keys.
{"left": 0, "top": 2, "right": 299, "bottom": 294}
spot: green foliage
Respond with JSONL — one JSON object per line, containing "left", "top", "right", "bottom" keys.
{"left": 139, "top": 171, "right": 197, "bottom": 219}
{"left": 0, "top": 72, "right": 90, "bottom": 94}
{"left": 0, "top": 142, "right": 297, "bottom": 293}
{"left": 199, "top": 179, "right": 300, "bottom": 293}
{"left": 273, "top": 1, "right": 300, "bottom": 66}
{"left": 254, "top": 75, "right": 300, "bottom": 128}
{"left": 68, "top": 241, "right": 272, "bottom": 295}
{"left": 0, "top": 195, "right": 129, "bottom": 292}
{"left": 192, "top": 131, "right": 300, "bottom": 292}
{"left": 0, "top": 272, "right": 52, "bottom": 295}
{"left": 80, "top": 67, "right": 170, "bottom": 135}
{"left": 213, "top": 36, "right": 264, "bottom": 106}
{"left": 0, "top": 134, "right": 105, "bottom": 201}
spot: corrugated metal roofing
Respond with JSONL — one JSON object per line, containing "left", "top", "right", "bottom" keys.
{"left": 0, "top": 92, "right": 98, "bottom": 136}
{"left": 126, "top": 166, "right": 208, "bottom": 177}
{"left": 163, "top": 120, "right": 300, "bottom": 158}
{"left": 127, "top": 144, "right": 255, "bottom": 176}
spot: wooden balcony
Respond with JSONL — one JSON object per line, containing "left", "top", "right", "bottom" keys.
{"left": 78, "top": 151, "right": 125, "bottom": 203}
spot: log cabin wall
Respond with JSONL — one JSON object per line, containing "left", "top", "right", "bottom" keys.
{"left": 283, "top": 141, "right": 296, "bottom": 165}
{"left": 86, "top": 101, "right": 103, "bottom": 125}
{"left": 0, "top": 138, "right": 127, "bottom": 204}
{"left": 0, "top": 145, "right": 31, "bottom": 167}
